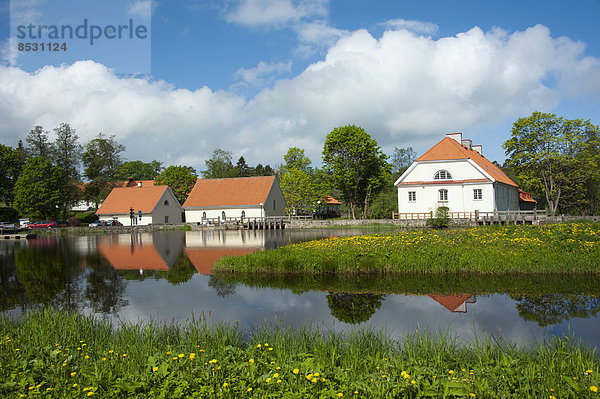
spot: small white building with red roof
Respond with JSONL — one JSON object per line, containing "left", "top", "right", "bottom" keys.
{"left": 96, "top": 183, "right": 182, "bottom": 225}
{"left": 394, "top": 133, "right": 520, "bottom": 214}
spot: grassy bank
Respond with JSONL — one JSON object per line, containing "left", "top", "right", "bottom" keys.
{"left": 1, "top": 311, "right": 598, "bottom": 398}
{"left": 215, "top": 223, "right": 600, "bottom": 274}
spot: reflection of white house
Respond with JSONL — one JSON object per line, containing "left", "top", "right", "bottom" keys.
{"left": 96, "top": 185, "right": 182, "bottom": 226}
{"left": 184, "top": 230, "right": 266, "bottom": 248}
{"left": 394, "top": 133, "right": 519, "bottom": 214}
{"left": 183, "top": 176, "right": 286, "bottom": 224}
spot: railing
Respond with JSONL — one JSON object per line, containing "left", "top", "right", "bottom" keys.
{"left": 287, "top": 215, "right": 314, "bottom": 221}
{"left": 392, "top": 212, "right": 432, "bottom": 220}
{"left": 392, "top": 210, "right": 548, "bottom": 221}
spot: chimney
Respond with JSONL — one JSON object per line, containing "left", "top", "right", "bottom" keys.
{"left": 137, "top": 181, "right": 142, "bottom": 187}
{"left": 446, "top": 132, "right": 462, "bottom": 143}
{"left": 472, "top": 144, "right": 482, "bottom": 155}
{"left": 461, "top": 139, "right": 472, "bottom": 149}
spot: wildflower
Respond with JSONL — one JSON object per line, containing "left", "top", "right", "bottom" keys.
{"left": 306, "top": 374, "right": 313, "bottom": 380}
{"left": 101, "top": 358, "right": 106, "bottom": 361}
{"left": 109, "top": 350, "right": 114, "bottom": 354}
{"left": 266, "top": 378, "right": 272, "bottom": 383}
{"left": 249, "top": 358, "right": 255, "bottom": 363}
{"left": 173, "top": 357, "right": 178, "bottom": 360}
{"left": 122, "top": 354, "right": 127, "bottom": 358}
{"left": 411, "top": 380, "right": 416, "bottom": 385}
{"left": 83, "top": 388, "right": 89, "bottom": 392}
{"left": 85, "top": 355, "right": 90, "bottom": 359}
{"left": 314, "top": 372, "right": 320, "bottom": 377}
{"left": 338, "top": 394, "right": 343, "bottom": 397}
{"left": 15, "top": 348, "right": 19, "bottom": 352}
{"left": 178, "top": 354, "right": 185, "bottom": 358}
{"left": 152, "top": 366, "right": 158, "bottom": 372}
{"left": 264, "top": 343, "right": 269, "bottom": 347}
{"left": 293, "top": 368, "right": 299, "bottom": 374}
{"left": 382, "top": 375, "right": 386, "bottom": 379}
{"left": 591, "top": 386, "right": 598, "bottom": 392}
{"left": 276, "top": 367, "right": 281, "bottom": 370}
{"left": 586, "top": 370, "right": 593, "bottom": 374}
{"left": 550, "top": 396, "right": 556, "bottom": 399}
{"left": 247, "top": 388, "right": 252, "bottom": 392}
{"left": 311, "top": 378, "right": 317, "bottom": 383}
{"left": 256, "top": 344, "right": 262, "bottom": 348}
{"left": 87, "top": 392, "right": 94, "bottom": 397}
{"left": 273, "top": 373, "right": 279, "bottom": 378}
{"left": 449, "top": 370, "right": 454, "bottom": 374}
{"left": 277, "top": 380, "right": 281, "bottom": 383}
{"left": 190, "top": 353, "right": 196, "bottom": 359}
{"left": 82, "top": 343, "right": 87, "bottom": 347}
{"left": 470, "top": 394, "right": 476, "bottom": 398}
{"left": 70, "top": 372, "right": 76, "bottom": 377}
{"left": 209, "top": 359, "right": 217, "bottom": 364}
{"left": 166, "top": 351, "right": 171, "bottom": 355}
{"left": 268, "top": 347, "right": 273, "bottom": 351}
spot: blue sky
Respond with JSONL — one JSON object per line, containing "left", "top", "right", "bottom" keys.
{"left": 1, "top": 0, "right": 600, "bottom": 170}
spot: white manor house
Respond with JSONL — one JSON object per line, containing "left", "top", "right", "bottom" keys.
{"left": 394, "top": 133, "right": 522, "bottom": 215}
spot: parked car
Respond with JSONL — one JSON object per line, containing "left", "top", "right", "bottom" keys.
{"left": 19, "top": 219, "right": 30, "bottom": 228}
{"left": 27, "top": 221, "right": 56, "bottom": 229}
{"left": 55, "top": 221, "right": 70, "bottom": 227}
{"left": 0, "top": 222, "right": 16, "bottom": 229}
{"left": 89, "top": 220, "right": 105, "bottom": 227}
{"left": 105, "top": 220, "right": 123, "bottom": 226}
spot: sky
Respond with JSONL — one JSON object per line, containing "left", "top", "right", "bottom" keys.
{"left": 1, "top": 0, "right": 600, "bottom": 172}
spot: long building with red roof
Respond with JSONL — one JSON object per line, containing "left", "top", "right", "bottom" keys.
{"left": 394, "top": 133, "right": 521, "bottom": 214}
{"left": 182, "top": 176, "right": 286, "bottom": 224}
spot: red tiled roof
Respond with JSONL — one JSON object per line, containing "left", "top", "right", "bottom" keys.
{"left": 417, "top": 137, "right": 518, "bottom": 187}
{"left": 518, "top": 189, "right": 537, "bottom": 203}
{"left": 183, "top": 176, "right": 276, "bottom": 208}
{"left": 184, "top": 248, "right": 257, "bottom": 274}
{"left": 98, "top": 243, "right": 169, "bottom": 271}
{"left": 96, "top": 186, "right": 170, "bottom": 214}
{"left": 397, "top": 178, "right": 490, "bottom": 186}
{"left": 428, "top": 293, "right": 473, "bottom": 312}
{"left": 326, "top": 196, "right": 342, "bottom": 205}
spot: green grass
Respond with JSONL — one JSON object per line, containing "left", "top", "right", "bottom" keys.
{"left": 1, "top": 310, "right": 599, "bottom": 398}
{"left": 215, "top": 223, "right": 600, "bottom": 275}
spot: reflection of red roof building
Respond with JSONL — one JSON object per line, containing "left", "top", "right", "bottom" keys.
{"left": 98, "top": 243, "right": 169, "bottom": 271}
{"left": 185, "top": 248, "right": 257, "bottom": 275}
{"left": 428, "top": 294, "right": 476, "bottom": 313}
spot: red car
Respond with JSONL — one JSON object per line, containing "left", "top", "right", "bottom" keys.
{"left": 27, "top": 221, "right": 57, "bottom": 229}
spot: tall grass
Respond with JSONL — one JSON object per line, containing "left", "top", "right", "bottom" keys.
{"left": 215, "top": 223, "right": 600, "bottom": 274}
{"left": 0, "top": 310, "right": 598, "bottom": 398}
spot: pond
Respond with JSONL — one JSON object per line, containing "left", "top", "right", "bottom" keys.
{"left": 1, "top": 229, "right": 599, "bottom": 349}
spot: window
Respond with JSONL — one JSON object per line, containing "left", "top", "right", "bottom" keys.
{"left": 273, "top": 199, "right": 276, "bottom": 210}
{"left": 439, "top": 189, "right": 448, "bottom": 202}
{"left": 473, "top": 189, "right": 482, "bottom": 200}
{"left": 164, "top": 200, "right": 169, "bottom": 206}
{"left": 164, "top": 216, "right": 169, "bottom": 223}
{"left": 221, "top": 211, "right": 226, "bottom": 221}
{"left": 202, "top": 212, "right": 207, "bottom": 220}
{"left": 434, "top": 170, "right": 452, "bottom": 180}
{"left": 241, "top": 211, "right": 246, "bottom": 219}
{"left": 408, "top": 191, "right": 416, "bottom": 202}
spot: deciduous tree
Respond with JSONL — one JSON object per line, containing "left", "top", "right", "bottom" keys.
{"left": 14, "top": 157, "right": 64, "bottom": 220}
{"left": 82, "top": 133, "right": 125, "bottom": 207}
{"left": 201, "top": 149, "right": 237, "bottom": 179}
{"left": 0, "top": 144, "right": 25, "bottom": 206}
{"left": 52, "top": 123, "right": 82, "bottom": 218}
{"left": 279, "top": 147, "right": 327, "bottom": 215}
{"left": 322, "top": 125, "right": 389, "bottom": 219}
{"left": 116, "top": 160, "right": 163, "bottom": 181}
{"left": 155, "top": 165, "right": 197, "bottom": 204}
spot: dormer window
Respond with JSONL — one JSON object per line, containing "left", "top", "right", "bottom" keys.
{"left": 434, "top": 170, "right": 452, "bottom": 180}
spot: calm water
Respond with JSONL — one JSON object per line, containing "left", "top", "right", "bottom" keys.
{"left": 1, "top": 229, "right": 599, "bottom": 348}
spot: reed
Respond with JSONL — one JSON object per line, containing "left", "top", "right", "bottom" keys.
{"left": 0, "top": 310, "right": 598, "bottom": 398}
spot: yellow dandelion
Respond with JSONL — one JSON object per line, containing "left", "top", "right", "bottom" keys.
{"left": 586, "top": 370, "right": 593, "bottom": 374}
{"left": 166, "top": 351, "right": 171, "bottom": 355}
{"left": 411, "top": 380, "right": 416, "bottom": 385}
{"left": 266, "top": 378, "right": 272, "bottom": 383}
{"left": 178, "top": 353, "right": 184, "bottom": 358}
{"left": 249, "top": 358, "right": 255, "bottom": 363}
{"left": 277, "top": 380, "right": 282, "bottom": 383}
{"left": 84, "top": 355, "right": 90, "bottom": 359}
{"left": 223, "top": 382, "right": 229, "bottom": 387}
{"left": 109, "top": 350, "right": 114, "bottom": 354}
{"left": 264, "top": 343, "right": 269, "bottom": 347}
{"left": 247, "top": 387, "right": 252, "bottom": 392}
{"left": 190, "top": 353, "right": 196, "bottom": 359}
{"left": 70, "top": 372, "right": 76, "bottom": 377}
{"left": 293, "top": 368, "right": 299, "bottom": 374}
{"left": 273, "top": 373, "right": 279, "bottom": 378}
{"left": 256, "top": 344, "right": 261, "bottom": 348}
{"left": 449, "top": 370, "right": 454, "bottom": 375}
{"left": 152, "top": 366, "right": 158, "bottom": 372}
{"left": 470, "top": 394, "right": 476, "bottom": 398}
{"left": 591, "top": 386, "right": 598, "bottom": 392}
{"left": 101, "top": 358, "right": 106, "bottom": 361}
{"left": 337, "top": 394, "right": 343, "bottom": 397}
{"left": 311, "top": 378, "right": 317, "bottom": 383}
{"left": 87, "top": 392, "right": 94, "bottom": 397}
{"left": 268, "top": 347, "right": 273, "bottom": 351}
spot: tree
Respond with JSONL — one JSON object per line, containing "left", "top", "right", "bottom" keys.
{"left": 155, "top": 165, "right": 197, "bottom": 204}
{"left": 235, "top": 156, "right": 253, "bottom": 177}
{"left": 82, "top": 133, "right": 125, "bottom": 207}
{"left": 322, "top": 125, "right": 389, "bottom": 219}
{"left": 201, "top": 149, "right": 237, "bottom": 179}
{"left": 14, "top": 157, "right": 65, "bottom": 220}
{"left": 52, "top": 123, "right": 82, "bottom": 218}
{"left": 391, "top": 147, "right": 417, "bottom": 176}
{"left": 255, "top": 163, "right": 275, "bottom": 176}
{"left": 279, "top": 147, "right": 327, "bottom": 215}
{"left": 0, "top": 144, "right": 25, "bottom": 206}
{"left": 116, "top": 160, "right": 163, "bottom": 181}
{"left": 25, "top": 125, "right": 53, "bottom": 159}
{"left": 326, "top": 292, "right": 385, "bottom": 324}
{"left": 503, "top": 112, "right": 600, "bottom": 216}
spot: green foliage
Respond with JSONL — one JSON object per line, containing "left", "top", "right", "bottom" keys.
{"left": 326, "top": 293, "right": 385, "bottom": 324}
{"left": 13, "top": 157, "right": 65, "bottom": 220}
{"left": 279, "top": 147, "right": 327, "bottom": 214}
{"left": 0, "top": 144, "right": 24, "bottom": 206}
{"left": 25, "top": 125, "right": 54, "bottom": 159}
{"left": 426, "top": 206, "right": 449, "bottom": 229}
{"left": 82, "top": 133, "right": 126, "bottom": 207}
{"left": 76, "top": 212, "right": 99, "bottom": 224}
{"left": 52, "top": 123, "right": 83, "bottom": 218}
{"left": 201, "top": 149, "right": 237, "bottom": 179}
{"left": 216, "top": 223, "right": 600, "bottom": 275}
{"left": 235, "top": 156, "right": 252, "bottom": 177}
{"left": 155, "top": 166, "right": 197, "bottom": 204}
{"left": 1, "top": 310, "right": 598, "bottom": 398}
{"left": 322, "top": 125, "right": 390, "bottom": 219}
{"left": 391, "top": 146, "right": 417, "bottom": 176}
{"left": 161, "top": 251, "right": 196, "bottom": 285}
{"left": 117, "top": 160, "right": 164, "bottom": 181}
{"left": 0, "top": 207, "right": 19, "bottom": 223}
{"left": 504, "top": 112, "right": 600, "bottom": 216}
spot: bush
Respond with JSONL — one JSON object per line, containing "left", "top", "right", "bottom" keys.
{"left": 0, "top": 207, "right": 19, "bottom": 223}
{"left": 426, "top": 206, "right": 449, "bottom": 228}
{"left": 76, "top": 212, "right": 98, "bottom": 224}
{"left": 68, "top": 217, "right": 81, "bottom": 226}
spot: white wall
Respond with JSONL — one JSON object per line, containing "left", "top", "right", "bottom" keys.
{"left": 401, "top": 160, "right": 489, "bottom": 182}
{"left": 99, "top": 213, "right": 153, "bottom": 226}
{"left": 185, "top": 207, "right": 264, "bottom": 224}
{"left": 397, "top": 182, "right": 495, "bottom": 214}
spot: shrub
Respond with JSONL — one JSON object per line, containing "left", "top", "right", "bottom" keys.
{"left": 0, "top": 207, "right": 19, "bottom": 223}
{"left": 77, "top": 212, "right": 98, "bottom": 224}
{"left": 426, "top": 206, "right": 449, "bottom": 229}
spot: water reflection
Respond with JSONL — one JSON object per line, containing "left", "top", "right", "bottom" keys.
{"left": 1, "top": 230, "right": 600, "bottom": 348}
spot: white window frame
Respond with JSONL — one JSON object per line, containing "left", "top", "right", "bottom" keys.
{"left": 473, "top": 188, "right": 482, "bottom": 200}
{"left": 408, "top": 191, "right": 416, "bottom": 202}
{"left": 439, "top": 189, "right": 448, "bottom": 202}
{"left": 434, "top": 170, "right": 453, "bottom": 180}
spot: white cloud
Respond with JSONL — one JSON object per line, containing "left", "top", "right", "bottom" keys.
{"left": 234, "top": 60, "right": 292, "bottom": 87}
{"left": 225, "top": 0, "right": 328, "bottom": 28}
{"left": 0, "top": 25, "right": 599, "bottom": 170}
{"left": 384, "top": 18, "right": 439, "bottom": 35}
{"left": 127, "top": 0, "right": 155, "bottom": 19}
